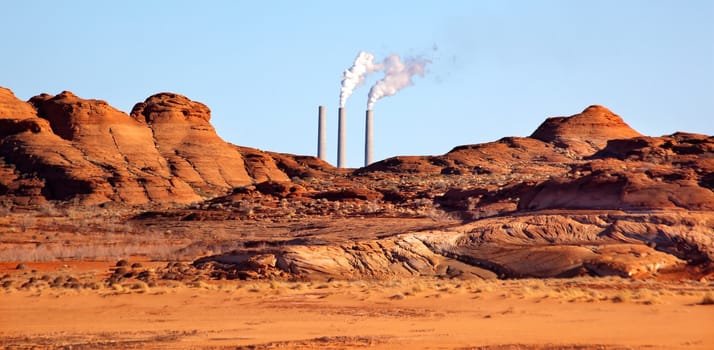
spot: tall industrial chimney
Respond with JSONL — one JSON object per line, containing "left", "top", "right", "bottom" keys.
{"left": 364, "top": 109, "right": 373, "bottom": 167}
{"left": 337, "top": 107, "right": 346, "bottom": 168}
{"left": 317, "top": 105, "right": 327, "bottom": 162}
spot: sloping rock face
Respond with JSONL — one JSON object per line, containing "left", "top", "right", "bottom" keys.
{"left": 0, "top": 87, "right": 326, "bottom": 205}
{"left": 1, "top": 88, "right": 113, "bottom": 204}
{"left": 29, "top": 91, "right": 199, "bottom": 204}
{"left": 130, "top": 93, "right": 253, "bottom": 193}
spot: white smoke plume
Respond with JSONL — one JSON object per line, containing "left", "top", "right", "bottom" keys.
{"left": 339, "top": 51, "right": 382, "bottom": 108}
{"left": 367, "top": 55, "right": 429, "bottom": 110}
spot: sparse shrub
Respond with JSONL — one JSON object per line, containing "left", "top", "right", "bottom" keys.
{"left": 635, "top": 290, "right": 660, "bottom": 305}
{"left": 2, "top": 280, "right": 12, "bottom": 288}
{"left": 612, "top": 291, "right": 631, "bottom": 303}
{"left": 290, "top": 282, "right": 307, "bottom": 291}
{"left": 116, "top": 259, "right": 129, "bottom": 267}
{"left": 131, "top": 262, "right": 143, "bottom": 269}
{"left": 247, "top": 284, "right": 262, "bottom": 293}
{"left": 137, "top": 270, "right": 152, "bottom": 281}
{"left": 701, "top": 292, "right": 714, "bottom": 305}
{"left": 162, "top": 272, "right": 178, "bottom": 280}
{"left": 130, "top": 281, "right": 149, "bottom": 292}
{"left": 85, "top": 282, "right": 101, "bottom": 290}
{"left": 188, "top": 281, "right": 210, "bottom": 289}
{"left": 15, "top": 263, "right": 27, "bottom": 270}
{"left": 51, "top": 276, "right": 63, "bottom": 287}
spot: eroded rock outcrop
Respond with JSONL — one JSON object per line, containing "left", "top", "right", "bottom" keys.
{"left": 194, "top": 212, "right": 710, "bottom": 280}
{"left": 1, "top": 88, "right": 112, "bottom": 204}
{"left": 29, "top": 91, "right": 199, "bottom": 204}
{"left": 130, "top": 93, "right": 252, "bottom": 193}
{"left": 0, "top": 87, "right": 327, "bottom": 205}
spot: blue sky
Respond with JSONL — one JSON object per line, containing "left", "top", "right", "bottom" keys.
{"left": 2, "top": 1, "right": 713, "bottom": 168}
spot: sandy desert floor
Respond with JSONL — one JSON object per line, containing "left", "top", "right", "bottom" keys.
{"left": 1, "top": 262, "right": 713, "bottom": 350}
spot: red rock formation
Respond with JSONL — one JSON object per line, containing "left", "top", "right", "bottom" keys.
{"left": 130, "top": 93, "right": 253, "bottom": 193}
{"left": 0, "top": 87, "right": 37, "bottom": 120}
{"left": 520, "top": 132, "right": 714, "bottom": 212}
{"left": 1, "top": 88, "right": 112, "bottom": 204}
{"left": 530, "top": 105, "right": 643, "bottom": 156}
{"left": 30, "top": 91, "right": 199, "bottom": 204}
{"left": 5, "top": 87, "right": 712, "bottom": 280}
{"left": 0, "top": 87, "right": 328, "bottom": 205}
{"left": 361, "top": 137, "right": 573, "bottom": 176}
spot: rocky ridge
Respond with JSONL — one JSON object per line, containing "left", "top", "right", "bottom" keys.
{"left": 1, "top": 87, "right": 712, "bottom": 281}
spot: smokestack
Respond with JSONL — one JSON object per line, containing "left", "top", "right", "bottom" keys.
{"left": 337, "top": 107, "right": 346, "bottom": 168}
{"left": 317, "top": 106, "right": 327, "bottom": 162}
{"left": 365, "top": 109, "right": 373, "bottom": 167}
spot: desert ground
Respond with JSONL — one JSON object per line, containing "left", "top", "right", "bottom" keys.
{"left": 0, "top": 208, "right": 712, "bottom": 349}
{"left": 1, "top": 259, "right": 713, "bottom": 350}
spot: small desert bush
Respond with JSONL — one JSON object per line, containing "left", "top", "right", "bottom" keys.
{"left": 635, "top": 289, "right": 660, "bottom": 305}
{"left": 389, "top": 293, "right": 405, "bottom": 300}
{"left": 410, "top": 283, "right": 426, "bottom": 294}
{"left": 130, "top": 281, "right": 149, "bottom": 293}
{"left": 701, "top": 292, "right": 714, "bottom": 305}
{"left": 289, "top": 282, "right": 307, "bottom": 290}
{"left": 188, "top": 281, "right": 211, "bottom": 289}
{"left": 246, "top": 284, "right": 263, "bottom": 293}
{"left": 611, "top": 290, "right": 631, "bottom": 303}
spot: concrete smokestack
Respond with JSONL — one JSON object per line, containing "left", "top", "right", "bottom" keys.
{"left": 364, "top": 109, "right": 374, "bottom": 167}
{"left": 317, "top": 105, "right": 327, "bottom": 162}
{"left": 337, "top": 107, "right": 346, "bottom": 168}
